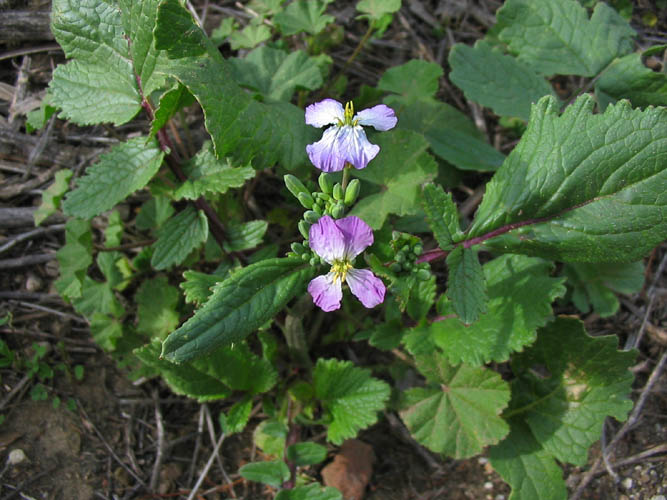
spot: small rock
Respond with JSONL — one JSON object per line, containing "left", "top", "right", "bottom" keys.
{"left": 622, "top": 477, "right": 634, "bottom": 490}
{"left": 484, "top": 481, "right": 493, "bottom": 490}
{"left": 478, "top": 457, "right": 488, "bottom": 465}
{"left": 650, "top": 496, "right": 666, "bottom": 500}
{"left": 495, "top": 495, "right": 506, "bottom": 500}
{"left": 25, "top": 273, "right": 42, "bottom": 292}
{"left": 7, "top": 449, "right": 27, "bottom": 465}
{"left": 322, "top": 439, "right": 375, "bottom": 500}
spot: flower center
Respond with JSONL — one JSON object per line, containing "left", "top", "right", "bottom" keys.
{"left": 338, "top": 101, "right": 358, "bottom": 127}
{"left": 331, "top": 259, "right": 353, "bottom": 283}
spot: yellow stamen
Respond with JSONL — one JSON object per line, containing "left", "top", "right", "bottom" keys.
{"left": 344, "top": 101, "right": 356, "bottom": 126}
{"left": 331, "top": 259, "right": 353, "bottom": 283}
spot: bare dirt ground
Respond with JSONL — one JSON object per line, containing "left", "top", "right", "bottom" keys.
{"left": 0, "top": 1, "right": 666, "bottom": 499}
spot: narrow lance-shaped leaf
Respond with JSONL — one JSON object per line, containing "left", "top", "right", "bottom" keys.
{"left": 162, "top": 258, "right": 315, "bottom": 363}
{"left": 446, "top": 246, "right": 487, "bottom": 325}
{"left": 467, "top": 95, "right": 667, "bottom": 263}
{"left": 420, "top": 182, "right": 460, "bottom": 250}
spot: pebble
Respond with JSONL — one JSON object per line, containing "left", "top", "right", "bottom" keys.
{"left": 484, "top": 481, "right": 493, "bottom": 490}
{"left": 649, "top": 496, "right": 666, "bottom": 500}
{"left": 7, "top": 449, "right": 27, "bottom": 465}
{"left": 622, "top": 477, "right": 634, "bottom": 490}
{"left": 478, "top": 457, "right": 488, "bottom": 465}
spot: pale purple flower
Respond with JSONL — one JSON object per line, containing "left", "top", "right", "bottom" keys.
{"left": 305, "top": 99, "right": 397, "bottom": 172}
{"left": 307, "top": 215, "right": 386, "bottom": 312}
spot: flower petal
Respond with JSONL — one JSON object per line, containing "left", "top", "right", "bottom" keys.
{"left": 339, "top": 126, "right": 379, "bottom": 170}
{"left": 308, "top": 272, "right": 343, "bottom": 312}
{"left": 309, "top": 215, "right": 345, "bottom": 264}
{"left": 305, "top": 99, "right": 344, "bottom": 128}
{"left": 355, "top": 104, "right": 397, "bottom": 131}
{"left": 306, "top": 126, "right": 347, "bottom": 172}
{"left": 346, "top": 269, "right": 385, "bottom": 309}
{"left": 334, "top": 216, "right": 374, "bottom": 260}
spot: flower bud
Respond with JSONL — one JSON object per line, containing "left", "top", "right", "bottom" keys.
{"left": 333, "top": 183, "right": 343, "bottom": 201}
{"left": 318, "top": 172, "right": 333, "bottom": 194}
{"left": 344, "top": 179, "right": 360, "bottom": 206}
{"left": 417, "top": 269, "right": 431, "bottom": 281}
{"left": 304, "top": 210, "right": 320, "bottom": 224}
{"left": 297, "top": 192, "right": 314, "bottom": 209}
{"left": 291, "top": 242, "right": 307, "bottom": 255}
{"left": 284, "top": 174, "right": 309, "bottom": 199}
{"left": 298, "top": 220, "right": 311, "bottom": 240}
{"left": 412, "top": 244, "right": 423, "bottom": 256}
{"left": 389, "top": 262, "right": 402, "bottom": 273}
{"left": 331, "top": 201, "right": 345, "bottom": 218}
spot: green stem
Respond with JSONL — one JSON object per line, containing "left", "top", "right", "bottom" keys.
{"left": 341, "top": 163, "right": 351, "bottom": 191}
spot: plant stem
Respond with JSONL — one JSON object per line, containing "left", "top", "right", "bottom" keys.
{"left": 341, "top": 163, "right": 351, "bottom": 191}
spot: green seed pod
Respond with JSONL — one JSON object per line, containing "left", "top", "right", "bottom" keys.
{"left": 316, "top": 192, "right": 331, "bottom": 202}
{"left": 309, "top": 256, "right": 318, "bottom": 266}
{"left": 318, "top": 172, "right": 333, "bottom": 194}
{"left": 333, "top": 183, "right": 343, "bottom": 201}
{"left": 291, "top": 242, "right": 307, "bottom": 255}
{"left": 412, "top": 244, "right": 423, "bottom": 256}
{"left": 389, "top": 262, "right": 402, "bottom": 273}
{"left": 298, "top": 220, "right": 311, "bottom": 239}
{"left": 403, "top": 260, "right": 413, "bottom": 271}
{"left": 301, "top": 253, "right": 310, "bottom": 261}
{"left": 417, "top": 269, "right": 431, "bottom": 281}
{"left": 304, "top": 210, "right": 320, "bottom": 224}
{"left": 344, "top": 179, "right": 360, "bottom": 206}
{"left": 395, "top": 252, "right": 405, "bottom": 263}
{"left": 284, "top": 174, "right": 309, "bottom": 199}
{"left": 297, "top": 192, "right": 315, "bottom": 209}
{"left": 331, "top": 201, "right": 345, "bottom": 218}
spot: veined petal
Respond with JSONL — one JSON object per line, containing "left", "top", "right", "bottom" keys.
{"left": 309, "top": 215, "right": 345, "bottom": 264}
{"left": 335, "top": 216, "right": 374, "bottom": 260}
{"left": 355, "top": 104, "right": 397, "bottom": 131}
{"left": 308, "top": 272, "right": 343, "bottom": 312}
{"left": 306, "top": 126, "right": 347, "bottom": 172}
{"left": 346, "top": 269, "right": 385, "bottom": 309}
{"left": 339, "top": 126, "right": 379, "bottom": 170}
{"left": 305, "top": 99, "right": 344, "bottom": 128}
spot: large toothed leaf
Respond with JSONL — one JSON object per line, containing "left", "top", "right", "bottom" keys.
{"left": 445, "top": 246, "right": 487, "bottom": 325}
{"left": 135, "top": 276, "right": 180, "bottom": 339}
{"left": 496, "top": 0, "right": 635, "bottom": 76}
{"left": 154, "top": 0, "right": 316, "bottom": 169}
{"left": 314, "top": 359, "right": 391, "bottom": 445}
{"left": 422, "top": 255, "right": 566, "bottom": 366}
{"left": 162, "top": 258, "right": 314, "bottom": 363}
{"left": 151, "top": 206, "right": 208, "bottom": 270}
{"left": 349, "top": 130, "right": 437, "bottom": 229}
{"left": 448, "top": 41, "right": 556, "bottom": 121}
{"left": 377, "top": 60, "right": 443, "bottom": 99}
{"left": 206, "top": 342, "right": 277, "bottom": 395}
{"left": 468, "top": 95, "right": 667, "bottom": 263}
{"left": 400, "top": 353, "right": 510, "bottom": 459}
{"left": 274, "top": 0, "right": 334, "bottom": 35}
{"left": 62, "top": 137, "right": 164, "bottom": 219}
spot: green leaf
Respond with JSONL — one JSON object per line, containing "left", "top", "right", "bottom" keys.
{"left": 55, "top": 219, "right": 93, "bottom": 300}
{"left": 274, "top": 0, "right": 334, "bottom": 35}
{"left": 564, "top": 261, "right": 644, "bottom": 317}
{"left": 377, "top": 60, "right": 443, "bottom": 99}
{"left": 508, "top": 317, "right": 635, "bottom": 466}
{"left": 229, "top": 24, "right": 272, "bottom": 50}
{"left": 489, "top": 420, "right": 567, "bottom": 500}
{"left": 497, "top": 0, "right": 635, "bottom": 76}
{"left": 207, "top": 342, "right": 277, "bottom": 395}
{"left": 220, "top": 395, "right": 253, "bottom": 434}
{"left": 151, "top": 206, "right": 208, "bottom": 270}
{"left": 468, "top": 95, "right": 667, "bottom": 263}
{"left": 155, "top": 0, "right": 316, "bottom": 169}
{"left": 400, "top": 353, "right": 510, "bottom": 458}
{"left": 90, "top": 313, "right": 124, "bottom": 351}
{"left": 240, "top": 460, "right": 290, "bottom": 488}
{"left": 230, "top": 46, "right": 323, "bottom": 101}
{"left": 254, "top": 419, "right": 288, "bottom": 457}
{"left": 180, "top": 270, "right": 226, "bottom": 306}
{"left": 150, "top": 83, "right": 193, "bottom": 137}
{"left": 449, "top": 41, "right": 556, "bottom": 121}
{"left": 135, "top": 195, "right": 174, "bottom": 230}
{"left": 211, "top": 17, "right": 237, "bottom": 45}
{"left": 366, "top": 319, "right": 403, "bottom": 351}
{"left": 385, "top": 95, "right": 505, "bottom": 171}
{"left": 286, "top": 442, "right": 328, "bottom": 466}
{"left": 446, "top": 247, "right": 487, "bottom": 325}
{"left": 595, "top": 51, "right": 667, "bottom": 110}
{"left": 174, "top": 144, "right": 255, "bottom": 200}
{"left": 390, "top": 273, "right": 436, "bottom": 321}
{"left": 134, "top": 340, "right": 231, "bottom": 402}
{"left": 135, "top": 276, "right": 180, "bottom": 339}
{"left": 275, "top": 484, "right": 342, "bottom": 500}
{"left": 34, "top": 169, "right": 72, "bottom": 226}
{"left": 25, "top": 93, "right": 56, "bottom": 133}
{"left": 356, "top": 0, "right": 401, "bottom": 20}
{"left": 223, "top": 220, "right": 268, "bottom": 252}
{"left": 349, "top": 130, "right": 437, "bottom": 229}
{"left": 313, "top": 358, "right": 390, "bottom": 445}
{"left": 424, "top": 255, "right": 566, "bottom": 366}
{"left": 162, "top": 257, "right": 314, "bottom": 362}
{"left": 420, "top": 183, "right": 460, "bottom": 250}
{"left": 62, "top": 137, "right": 164, "bottom": 219}
{"left": 73, "top": 276, "right": 124, "bottom": 317}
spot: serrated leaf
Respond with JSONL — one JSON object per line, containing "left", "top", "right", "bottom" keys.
{"left": 223, "top": 220, "right": 268, "bottom": 252}
{"left": 385, "top": 95, "right": 505, "bottom": 171}
{"left": 229, "top": 24, "right": 272, "bottom": 50}
{"left": 313, "top": 358, "right": 390, "bottom": 445}
{"left": 366, "top": 319, "right": 403, "bottom": 350}
{"left": 90, "top": 313, "right": 124, "bottom": 351}
{"left": 254, "top": 420, "right": 288, "bottom": 457}
{"left": 449, "top": 41, "right": 556, "bottom": 121}
{"left": 595, "top": 51, "right": 667, "bottom": 110}
{"left": 103, "top": 211, "right": 123, "bottom": 248}
{"left": 151, "top": 206, "right": 208, "bottom": 270}
{"left": 134, "top": 340, "right": 231, "bottom": 402}
{"left": 446, "top": 246, "right": 487, "bottom": 325}
{"left": 135, "top": 195, "right": 174, "bottom": 231}
{"left": 425, "top": 255, "right": 566, "bottom": 366}
{"left": 207, "top": 342, "right": 277, "bottom": 394}
{"left": 135, "top": 276, "right": 180, "bottom": 339}
{"left": 349, "top": 129, "right": 437, "bottom": 229}
{"left": 221, "top": 395, "right": 253, "bottom": 434}
{"left": 489, "top": 420, "right": 567, "bottom": 500}
{"left": 34, "top": 169, "right": 72, "bottom": 226}
{"left": 25, "top": 93, "right": 56, "bottom": 133}
{"left": 356, "top": 0, "right": 401, "bottom": 19}
{"left": 286, "top": 442, "right": 328, "bottom": 466}
{"left": 73, "top": 276, "right": 124, "bottom": 318}
{"left": 274, "top": 0, "right": 334, "bottom": 35}
{"left": 62, "top": 137, "right": 164, "bottom": 219}
{"left": 230, "top": 46, "right": 323, "bottom": 101}
{"left": 497, "top": 0, "right": 635, "bottom": 76}
{"left": 162, "top": 257, "right": 314, "bottom": 362}
{"left": 468, "top": 95, "right": 667, "bottom": 263}
{"left": 150, "top": 83, "right": 193, "bottom": 137}
{"left": 400, "top": 353, "right": 510, "bottom": 458}
{"left": 390, "top": 273, "right": 436, "bottom": 321}
{"left": 275, "top": 484, "right": 342, "bottom": 500}
{"left": 377, "top": 59, "right": 442, "bottom": 99}
{"left": 508, "top": 317, "right": 635, "bottom": 466}
{"left": 155, "top": 0, "right": 316, "bottom": 169}
{"left": 240, "top": 460, "right": 290, "bottom": 488}
{"left": 180, "top": 270, "right": 226, "bottom": 306}
{"left": 55, "top": 219, "right": 93, "bottom": 300}
{"left": 420, "top": 183, "right": 459, "bottom": 250}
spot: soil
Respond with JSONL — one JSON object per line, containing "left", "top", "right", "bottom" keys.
{"left": 0, "top": 1, "right": 666, "bottom": 499}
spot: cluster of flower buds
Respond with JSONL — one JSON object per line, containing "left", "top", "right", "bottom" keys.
{"left": 389, "top": 231, "right": 431, "bottom": 281}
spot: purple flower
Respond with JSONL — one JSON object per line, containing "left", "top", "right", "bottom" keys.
{"left": 305, "top": 99, "right": 397, "bottom": 172}
{"left": 307, "top": 215, "right": 386, "bottom": 312}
